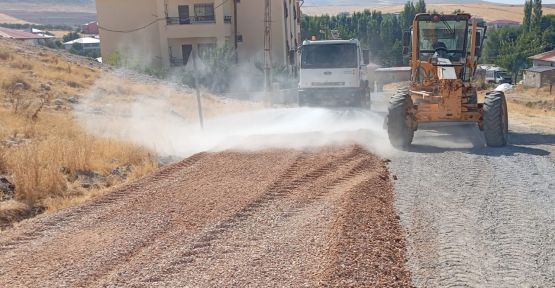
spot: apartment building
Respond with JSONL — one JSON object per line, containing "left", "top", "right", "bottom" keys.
{"left": 96, "top": 0, "right": 301, "bottom": 71}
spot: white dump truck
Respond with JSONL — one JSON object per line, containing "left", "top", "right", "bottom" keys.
{"left": 298, "top": 39, "right": 370, "bottom": 107}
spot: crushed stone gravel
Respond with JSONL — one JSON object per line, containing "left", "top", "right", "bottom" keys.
{"left": 0, "top": 145, "right": 410, "bottom": 287}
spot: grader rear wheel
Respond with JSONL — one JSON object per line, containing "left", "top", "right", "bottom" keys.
{"left": 387, "top": 90, "right": 414, "bottom": 149}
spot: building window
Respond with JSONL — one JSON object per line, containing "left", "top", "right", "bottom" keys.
{"left": 198, "top": 43, "right": 217, "bottom": 59}
{"left": 194, "top": 4, "right": 215, "bottom": 22}
{"left": 236, "top": 35, "right": 243, "bottom": 43}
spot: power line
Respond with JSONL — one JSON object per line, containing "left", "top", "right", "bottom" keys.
{"left": 98, "top": 18, "right": 165, "bottom": 33}
{"left": 98, "top": 0, "right": 232, "bottom": 33}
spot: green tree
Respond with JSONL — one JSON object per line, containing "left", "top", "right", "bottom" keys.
{"left": 523, "top": 0, "right": 533, "bottom": 32}
{"left": 482, "top": 26, "right": 520, "bottom": 63}
{"left": 541, "top": 15, "right": 555, "bottom": 50}
{"left": 400, "top": 1, "right": 417, "bottom": 30}
{"left": 496, "top": 33, "right": 544, "bottom": 80}
{"left": 531, "top": 0, "right": 543, "bottom": 32}
{"left": 415, "top": 0, "right": 426, "bottom": 13}
{"left": 62, "top": 31, "right": 80, "bottom": 43}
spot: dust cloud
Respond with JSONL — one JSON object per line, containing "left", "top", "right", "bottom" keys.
{"left": 172, "top": 107, "right": 393, "bottom": 156}
{"left": 74, "top": 74, "right": 394, "bottom": 160}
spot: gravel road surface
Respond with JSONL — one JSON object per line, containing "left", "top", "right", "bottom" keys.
{"left": 391, "top": 122, "right": 555, "bottom": 287}
{"left": 0, "top": 145, "right": 411, "bottom": 287}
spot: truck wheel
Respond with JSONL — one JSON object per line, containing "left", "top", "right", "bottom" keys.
{"left": 387, "top": 90, "right": 414, "bottom": 149}
{"left": 483, "top": 91, "right": 508, "bottom": 147}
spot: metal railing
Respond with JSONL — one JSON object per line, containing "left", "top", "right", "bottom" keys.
{"left": 170, "top": 58, "right": 187, "bottom": 66}
{"left": 167, "top": 15, "right": 233, "bottom": 25}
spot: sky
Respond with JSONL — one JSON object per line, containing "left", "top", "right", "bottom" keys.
{"left": 487, "top": 0, "right": 555, "bottom": 3}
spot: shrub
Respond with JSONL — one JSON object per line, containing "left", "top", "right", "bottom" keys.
{"left": 62, "top": 31, "right": 80, "bottom": 43}
{"left": 0, "top": 50, "right": 10, "bottom": 60}
{"left": 9, "top": 59, "right": 33, "bottom": 70}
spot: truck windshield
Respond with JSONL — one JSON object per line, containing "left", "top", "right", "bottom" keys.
{"left": 496, "top": 71, "right": 509, "bottom": 78}
{"left": 301, "top": 44, "right": 358, "bottom": 69}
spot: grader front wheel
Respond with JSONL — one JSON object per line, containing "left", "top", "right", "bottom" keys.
{"left": 387, "top": 90, "right": 414, "bottom": 149}
{"left": 483, "top": 91, "right": 509, "bottom": 147}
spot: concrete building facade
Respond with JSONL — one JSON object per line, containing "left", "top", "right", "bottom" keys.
{"left": 523, "top": 66, "right": 555, "bottom": 88}
{"left": 523, "top": 50, "right": 555, "bottom": 88}
{"left": 96, "top": 0, "right": 301, "bottom": 71}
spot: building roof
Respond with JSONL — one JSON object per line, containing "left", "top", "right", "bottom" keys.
{"left": 488, "top": 19, "right": 520, "bottom": 25}
{"left": 63, "top": 37, "right": 100, "bottom": 45}
{"left": 525, "top": 66, "right": 555, "bottom": 73}
{"left": 25, "top": 28, "right": 46, "bottom": 34}
{"left": 529, "top": 50, "right": 555, "bottom": 63}
{"left": 0, "top": 27, "right": 47, "bottom": 40}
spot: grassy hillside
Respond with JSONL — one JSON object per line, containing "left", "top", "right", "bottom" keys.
{"left": 0, "top": 40, "right": 158, "bottom": 228}
{"left": 0, "top": 39, "right": 261, "bottom": 229}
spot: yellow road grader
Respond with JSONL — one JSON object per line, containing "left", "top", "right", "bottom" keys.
{"left": 387, "top": 13, "right": 508, "bottom": 149}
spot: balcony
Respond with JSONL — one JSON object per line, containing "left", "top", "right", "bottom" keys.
{"left": 166, "top": 15, "right": 232, "bottom": 25}
{"left": 165, "top": 15, "right": 233, "bottom": 39}
{"left": 170, "top": 57, "right": 187, "bottom": 67}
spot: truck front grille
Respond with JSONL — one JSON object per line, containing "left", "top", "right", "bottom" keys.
{"left": 311, "top": 82, "right": 345, "bottom": 86}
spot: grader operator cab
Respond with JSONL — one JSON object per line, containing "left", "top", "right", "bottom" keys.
{"left": 387, "top": 13, "right": 508, "bottom": 149}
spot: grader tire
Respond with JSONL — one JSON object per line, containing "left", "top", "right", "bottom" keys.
{"left": 483, "top": 91, "right": 509, "bottom": 147}
{"left": 387, "top": 90, "right": 414, "bottom": 149}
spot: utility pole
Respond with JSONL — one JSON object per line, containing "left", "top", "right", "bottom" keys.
{"left": 233, "top": 0, "right": 238, "bottom": 64}
{"left": 191, "top": 49, "right": 204, "bottom": 130}
{"left": 264, "top": 0, "right": 273, "bottom": 103}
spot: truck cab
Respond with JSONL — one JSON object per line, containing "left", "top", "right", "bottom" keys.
{"left": 485, "top": 68, "right": 513, "bottom": 84}
{"left": 298, "top": 39, "right": 370, "bottom": 107}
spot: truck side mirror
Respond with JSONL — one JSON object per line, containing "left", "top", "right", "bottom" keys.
{"left": 402, "top": 31, "right": 411, "bottom": 47}
{"left": 362, "top": 49, "right": 370, "bottom": 64}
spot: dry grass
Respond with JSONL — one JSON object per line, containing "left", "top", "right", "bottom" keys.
{"left": 0, "top": 40, "right": 159, "bottom": 225}
{"left": 0, "top": 50, "right": 11, "bottom": 61}
{"left": 0, "top": 108, "right": 158, "bottom": 208}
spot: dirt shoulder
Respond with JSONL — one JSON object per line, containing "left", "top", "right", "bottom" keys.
{"left": 0, "top": 145, "right": 411, "bottom": 287}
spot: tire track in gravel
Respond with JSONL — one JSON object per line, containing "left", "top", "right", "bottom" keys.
{"left": 134, "top": 146, "right": 410, "bottom": 288}
{"left": 391, "top": 123, "right": 555, "bottom": 287}
{"left": 86, "top": 152, "right": 313, "bottom": 286}
{"left": 0, "top": 150, "right": 302, "bottom": 287}
{"left": 481, "top": 153, "right": 555, "bottom": 286}
{"left": 93, "top": 145, "right": 373, "bottom": 286}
